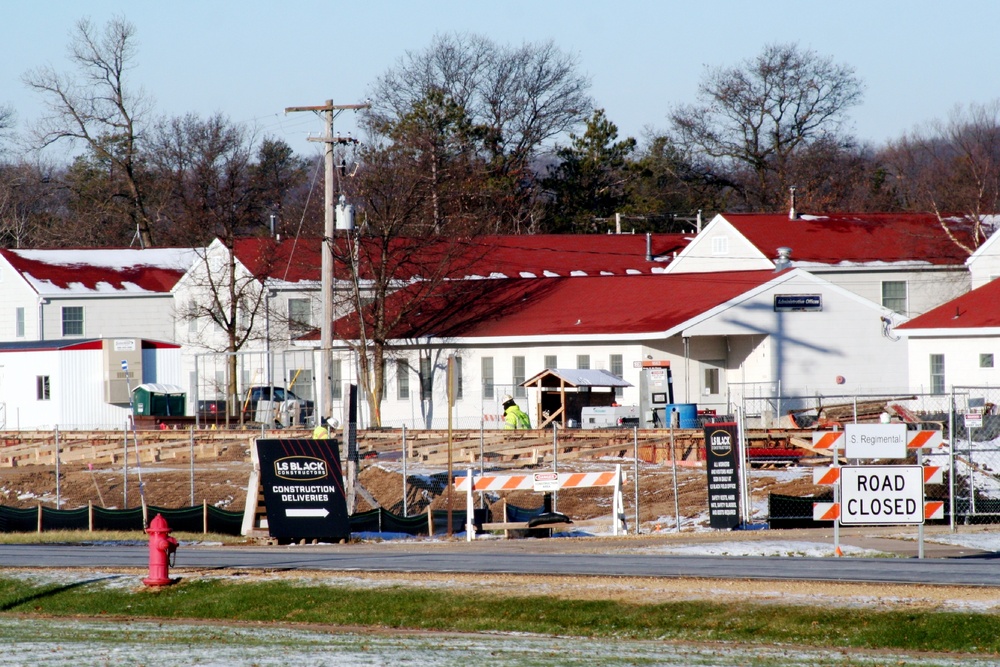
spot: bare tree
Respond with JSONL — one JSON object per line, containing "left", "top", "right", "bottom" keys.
{"left": 670, "top": 43, "right": 864, "bottom": 210}
{"left": 151, "top": 113, "right": 270, "bottom": 417}
{"left": 333, "top": 140, "right": 501, "bottom": 427}
{"left": 22, "top": 16, "right": 155, "bottom": 246}
{"left": 0, "top": 103, "right": 14, "bottom": 152}
{"left": 882, "top": 102, "right": 1000, "bottom": 253}
{"left": 366, "top": 32, "right": 593, "bottom": 231}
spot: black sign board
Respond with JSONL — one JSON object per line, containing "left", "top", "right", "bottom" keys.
{"left": 774, "top": 294, "right": 822, "bottom": 312}
{"left": 256, "top": 438, "right": 350, "bottom": 540}
{"left": 705, "top": 423, "right": 741, "bottom": 529}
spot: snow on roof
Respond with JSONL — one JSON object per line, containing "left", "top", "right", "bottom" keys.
{"left": 2, "top": 248, "right": 199, "bottom": 296}
{"left": 231, "top": 234, "right": 692, "bottom": 284}
{"left": 722, "top": 213, "right": 977, "bottom": 266}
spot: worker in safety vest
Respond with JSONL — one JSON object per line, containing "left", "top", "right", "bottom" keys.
{"left": 313, "top": 417, "right": 330, "bottom": 439}
{"left": 501, "top": 395, "right": 531, "bottom": 429}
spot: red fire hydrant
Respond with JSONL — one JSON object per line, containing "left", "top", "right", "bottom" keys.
{"left": 143, "top": 513, "right": 179, "bottom": 587}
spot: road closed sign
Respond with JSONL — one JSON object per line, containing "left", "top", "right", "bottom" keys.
{"left": 840, "top": 465, "right": 924, "bottom": 525}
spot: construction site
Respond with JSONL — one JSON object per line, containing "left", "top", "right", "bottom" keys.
{"left": 0, "top": 390, "right": 981, "bottom": 537}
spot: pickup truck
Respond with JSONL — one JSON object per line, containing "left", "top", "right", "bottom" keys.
{"left": 197, "top": 386, "right": 315, "bottom": 426}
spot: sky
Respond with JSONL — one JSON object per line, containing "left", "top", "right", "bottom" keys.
{"left": 4, "top": 0, "right": 1000, "bottom": 162}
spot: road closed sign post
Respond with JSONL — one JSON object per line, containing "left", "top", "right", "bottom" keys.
{"left": 839, "top": 465, "right": 924, "bottom": 525}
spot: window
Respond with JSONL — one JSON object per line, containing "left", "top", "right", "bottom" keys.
{"left": 930, "top": 354, "right": 945, "bottom": 395}
{"left": 187, "top": 301, "right": 199, "bottom": 334}
{"left": 396, "top": 359, "right": 409, "bottom": 399}
{"left": 704, "top": 367, "right": 720, "bottom": 395}
{"left": 881, "top": 281, "right": 908, "bottom": 315}
{"left": 513, "top": 356, "right": 526, "bottom": 398}
{"left": 331, "top": 359, "right": 342, "bottom": 400}
{"left": 420, "top": 356, "right": 433, "bottom": 400}
{"left": 290, "top": 369, "right": 313, "bottom": 408}
{"left": 711, "top": 236, "right": 729, "bottom": 256}
{"left": 481, "top": 357, "right": 494, "bottom": 399}
{"left": 981, "top": 354, "right": 994, "bottom": 369}
{"left": 610, "top": 354, "right": 623, "bottom": 397}
{"left": 577, "top": 355, "right": 590, "bottom": 370}
{"left": 15, "top": 307, "right": 24, "bottom": 338}
{"left": 544, "top": 355, "right": 557, "bottom": 370}
{"left": 287, "top": 298, "right": 311, "bottom": 333}
{"left": 36, "top": 376, "right": 50, "bottom": 401}
{"left": 62, "top": 306, "right": 83, "bottom": 336}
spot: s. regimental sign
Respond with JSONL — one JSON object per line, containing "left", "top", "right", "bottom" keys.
{"left": 255, "top": 439, "right": 349, "bottom": 541}
{"left": 705, "top": 423, "right": 741, "bottom": 529}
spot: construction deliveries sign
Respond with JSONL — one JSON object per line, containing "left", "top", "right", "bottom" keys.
{"left": 255, "top": 439, "right": 349, "bottom": 540}
{"left": 705, "top": 423, "right": 741, "bottom": 529}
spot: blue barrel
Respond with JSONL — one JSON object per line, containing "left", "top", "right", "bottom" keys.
{"left": 665, "top": 403, "right": 699, "bottom": 428}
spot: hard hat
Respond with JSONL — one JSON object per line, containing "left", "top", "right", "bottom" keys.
{"left": 327, "top": 417, "right": 340, "bottom": 429}
{"left": 502, "top": 394, "right": 513, "bottom": 402}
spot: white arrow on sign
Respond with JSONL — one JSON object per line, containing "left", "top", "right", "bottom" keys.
{"left": 286, "top": 508, "right": 330, "bottom": 518}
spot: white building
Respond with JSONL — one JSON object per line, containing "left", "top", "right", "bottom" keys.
{"left": 329, "top": 269, "right": 909, "bottom": 429}
{"left": 896, "top": 278, "right": 1000, "bottom": 399}
{"left": 664, "top": 212, "right": 979, "bottom": 322}
{"left": 0, "top": 338, "right": 183, "bottom": 430}
{"left": 0, "top": 247, "right": 198, "bottom": 343}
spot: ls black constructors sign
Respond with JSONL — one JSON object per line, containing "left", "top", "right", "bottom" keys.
{"left": 256, "top": 439, "right": 349, "bottom": 540}
{"left": 705, "top": 423, "right": 741, "bottom": 529}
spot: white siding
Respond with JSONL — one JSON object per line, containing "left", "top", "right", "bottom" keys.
{"left": 39, "top": 296, "right": 178, "bottom": 342}
{"left": 665, "top": 216, "right": 772, "bottom": 274}
{"left": 905, "top": 336, "right": 1000, "bottom": 394}
{"left": 0, "top": 346, "right": 183, "bottom": 430}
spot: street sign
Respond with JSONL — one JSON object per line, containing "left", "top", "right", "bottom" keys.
{"left": 845, "top": 423, "right": 907, "bottom": 459}
{"left": 839, "top": 465, "right": 924, "bottom": 525}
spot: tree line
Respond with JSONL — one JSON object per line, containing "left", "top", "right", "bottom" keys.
{"left": 1, "top": 19, "right": 998, "bottom": 252}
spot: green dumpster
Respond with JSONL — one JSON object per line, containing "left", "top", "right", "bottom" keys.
{"left": 132, "top": 384, "right": 186, "bottom": 417}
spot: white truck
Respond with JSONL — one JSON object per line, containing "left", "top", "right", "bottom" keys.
{"left": 580, "top": 405, "right": 641, "bottom": 429}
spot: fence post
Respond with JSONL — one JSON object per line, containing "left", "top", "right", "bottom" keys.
{"left": 36, "top": 503, "right": 42, "bottom": 533}
{"left": 54, "top": 426, "right": 60, "bottom": 510}
{"left": 633, "top": 427, "right": 639, "bottom": 534}
{"left": 402, "top": 425, "right": 408, "bottom": 518}
{"left": 949, "top": 387, "right": 956, "bottom": 532}
{"left": 203, "top": 500, "right": 208, "bottom": 534}
{"left": 190, "top": 427, "right": 195, "bottom": 506}
{"left": 427, "top": 508, "right": 434, "bottom": 537}
{"left": 88, "top": 501, "right": 93, "bottom": 532}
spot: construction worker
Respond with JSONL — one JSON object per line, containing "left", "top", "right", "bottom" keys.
{"left": 502, "top": 395, "right": 531, "bottom": 429}
{"left": 312, "top": 417, "right": 330, "bottom": 439}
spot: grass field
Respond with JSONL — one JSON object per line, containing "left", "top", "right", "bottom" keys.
{"left": 0, "top": 572, "right": 999, "bottom": 664}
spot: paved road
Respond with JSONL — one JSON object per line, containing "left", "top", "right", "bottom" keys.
{"left": 2, "top": 543, "right": 999, "bottom": 587}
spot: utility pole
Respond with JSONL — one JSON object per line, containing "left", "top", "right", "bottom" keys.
{"left": 283, "top": 100, "right": 369, "bottom": 424}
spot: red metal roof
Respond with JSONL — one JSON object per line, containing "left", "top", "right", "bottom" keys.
{"left": 233, "top": 237, "right": 322, "bottom": 283}
{"left": 232, "top": 234, "right": 690, "bottom": 283}
{"left": 1, "top": 248, "right": 195, "bottom": 294}
{"left": 722, "top": 213, "right": 979, "bottom": 265}
{"left": 326, "top": 271, "right": 778, "bottom": 340}
{"left": 897, "top": 279, "right": 1000, "bottom": 330}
